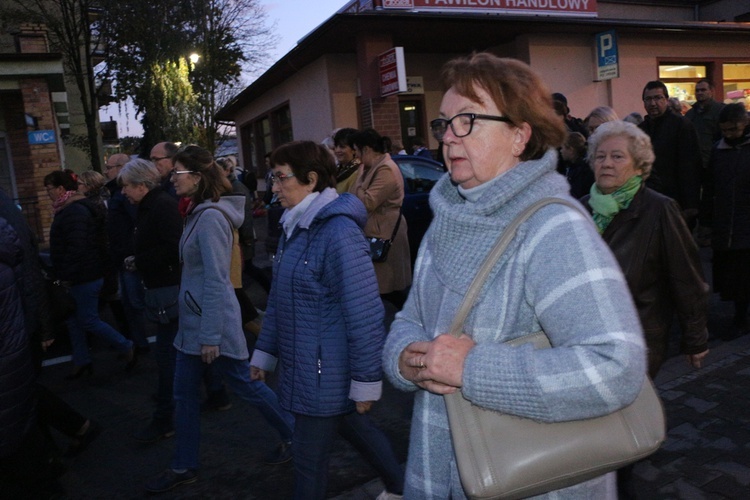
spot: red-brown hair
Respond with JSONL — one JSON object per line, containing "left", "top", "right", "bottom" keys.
{"left": 440, "top": 53, "right": 566, "bottom": 160}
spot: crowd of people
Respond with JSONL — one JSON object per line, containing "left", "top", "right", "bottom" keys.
{"left": 1, "top": 51, "right": 749, "bottom": 499}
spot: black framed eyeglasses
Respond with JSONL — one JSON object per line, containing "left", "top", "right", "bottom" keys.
{"left": 430, "top": 113, "right": 513, "bottom": 142}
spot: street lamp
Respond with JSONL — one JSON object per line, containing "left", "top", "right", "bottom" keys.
{"left": 189, "top": 53, "right": 200, "bottom": 65}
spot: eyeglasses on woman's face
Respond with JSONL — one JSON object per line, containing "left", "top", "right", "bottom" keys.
{"left": 430, "top": 113, "right": 514, "bottom": 142}
{"left": 169, "top": 169, "right": 192, "bottom": 178}
{"left": 269, "top": 171, "right": 296, "bottom": 185}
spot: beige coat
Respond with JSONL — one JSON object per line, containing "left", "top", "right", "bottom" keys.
{"left": 349, "top": 153, "right": 412, "bottom": 294}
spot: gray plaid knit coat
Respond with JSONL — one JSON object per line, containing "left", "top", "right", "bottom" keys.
{"left": 383, "top": 149, "right": 646, "bottom": 499}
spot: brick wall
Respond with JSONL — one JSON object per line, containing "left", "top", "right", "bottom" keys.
{"left": 5, "top": 79, "right": 64, "bottom": 243}
{"left": 359, "top": 95, "right": 401, "bottom": 140}
{"left": 16, "top": 23, "right": 49, "bottom": 54}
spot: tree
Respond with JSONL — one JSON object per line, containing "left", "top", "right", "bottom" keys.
{"left": 99, "top": 0, "right": 273, "bottom": 153}
{"left": 187, "top": 0, "right": 274, "bottom": 152}
{"left": 2, "top": 0, "right": 105, "bottom": 171}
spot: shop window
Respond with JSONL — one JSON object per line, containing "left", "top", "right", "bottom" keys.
{"left": 245, "top": 103, "right": 293, "bottom": 175}
{"left": 275, "top": 107, "right": 293, "bottom": 145}
{"left": 722, "top": 63, "right": 750, "bottom": 108}
{"left": 658, "top": 64, "right": 708, "bottom": 103}
{"left": 657, "top": 61, "right": 750, "bottom": 109}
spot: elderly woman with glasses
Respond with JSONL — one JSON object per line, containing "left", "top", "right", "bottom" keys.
{"left": 250, "top": 141, "right": 403, "bottom": 500}
{"left": 382, "top": 53, "right": 646, "bottom": 499}
{"left": 145, "top": 145, "right": 294, "bottom": 494}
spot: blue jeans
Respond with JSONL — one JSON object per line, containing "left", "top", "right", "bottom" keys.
{"left": 171, "top": 352, "right": 294, "bottom": 471}
{"left": 292, "top": 412, "right": 404, "bottom": 499}
{"left": 119, "top": 269, "right": 148, "bottom": 348}
{"left": 153, "top": 320, "right": 177, "bottom": 426}
{"left": 66, "top": 279, "right": 133, "bottom": 366}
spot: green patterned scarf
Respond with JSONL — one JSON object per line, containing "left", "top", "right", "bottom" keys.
{"left": 588, "top": 175, "right": 642, "bottom": 234}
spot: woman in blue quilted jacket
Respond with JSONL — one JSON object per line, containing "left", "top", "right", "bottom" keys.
{"left": 250, "top": 141, "right": 404, "bottom": 500}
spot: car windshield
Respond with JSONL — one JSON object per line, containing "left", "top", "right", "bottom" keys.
{"left": 396, "top": 159, "right": 445, "bottom": 194}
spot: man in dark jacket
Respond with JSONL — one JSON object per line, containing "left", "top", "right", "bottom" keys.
{"left": 704, "top": 104, "right": 750, "bottom": 338}
{"left": 639, "top": 81, "right": 702, "bottom": 220}
{"left": 686, "top": 79, "right": 725, "bottom": 245}
{"left": 685, "top": 79, "right": 725, "bottom": 169}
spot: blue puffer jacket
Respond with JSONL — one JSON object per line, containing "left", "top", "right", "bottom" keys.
{"left": 251, "top": 189, "right": 385, "bottom": 417}
{"left": 0, "top": 216, "right": 35, "bottom": 458}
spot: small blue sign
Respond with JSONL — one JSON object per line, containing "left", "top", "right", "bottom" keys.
{"left": 28, "top": 130, "right": 57, "bottom": 145}
{"left": 595, "top": 30, "right": 619, "bottom": 81}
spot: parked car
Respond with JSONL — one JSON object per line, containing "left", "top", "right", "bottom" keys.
{"left": 392, "top": 154, "right": 447, "bottom": 263}
{"left": 265, "top": 155, "right": 446, "bottom": 263}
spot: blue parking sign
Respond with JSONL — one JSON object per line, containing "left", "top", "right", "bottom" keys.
{"left": 595, "top": 30, "right": 619, "bottom": 81}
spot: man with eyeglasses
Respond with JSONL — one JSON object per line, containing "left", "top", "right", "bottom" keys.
{"left": 638, "top": 80, "right": 702, "bottom": 223}
{"left": 104, "top": 154, "right": 130, "bottom": 193}
{"left": 149, "top": 142, "right": 179, "bottom": 198}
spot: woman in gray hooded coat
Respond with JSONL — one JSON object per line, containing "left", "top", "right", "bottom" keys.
{"left": 145, "top": 145, "right": 294, "bottom": 494}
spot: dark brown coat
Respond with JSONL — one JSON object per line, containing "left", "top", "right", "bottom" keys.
{"left": 582, "top": 186, "right": 709, "bottom": 377}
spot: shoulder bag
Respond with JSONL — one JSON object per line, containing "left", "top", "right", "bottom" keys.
{"left": 369, "top": 210, "right": 401, "bottom": 263}
{"left": 143, "top": 285, "right": 179, "bottom": 324}
{"left": 364, "top": 163, "right": 403, "bottom": 263}
{"left": 444, "top": 197, "right": 666, "bottom": 500}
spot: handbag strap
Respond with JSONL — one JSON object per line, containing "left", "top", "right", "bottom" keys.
{"left": 448, "top": 197, "right": 587, "bottom": 337}
{"left": 389, "top": 208, "right": 402, "bottom": 241}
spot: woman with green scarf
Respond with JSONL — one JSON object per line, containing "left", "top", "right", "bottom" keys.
{"left": 582, "top": 120, "right": 709, "bottom": 380}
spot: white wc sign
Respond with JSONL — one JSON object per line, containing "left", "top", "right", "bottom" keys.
{"left": 28, "top": 130, "right": 57, "bottom": 145}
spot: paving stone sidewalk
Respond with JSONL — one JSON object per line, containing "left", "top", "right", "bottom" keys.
{"left": 333, "top": 333, "right": 750, "bottom": 500}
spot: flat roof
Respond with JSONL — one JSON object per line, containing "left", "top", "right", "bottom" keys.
{"left": 216, "top": 10, "right": 750, "bottom": 121}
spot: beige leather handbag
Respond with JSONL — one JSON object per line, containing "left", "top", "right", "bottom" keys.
{"left": 444, "top": 198, "right": 666, "bottom": 500}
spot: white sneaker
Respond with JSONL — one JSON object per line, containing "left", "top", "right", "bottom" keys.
{"left": 375, "top": 491, "right": 403, "bottom": 500}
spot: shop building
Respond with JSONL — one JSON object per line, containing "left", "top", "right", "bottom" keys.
{"left": 217, "top": 0, "right": 750, "bottom": 174}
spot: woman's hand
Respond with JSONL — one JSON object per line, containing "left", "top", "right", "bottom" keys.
{"left": 355, "top": 401, "right": 374, "bottom": 414}
{"left": 250, "top": 365, "right": 266, "bottom": 382}
{"left": 201, "top": 345, "right": 220, "bottom": 364}
{"left": 399, "top": 334, "right": 476, "bottom": 395}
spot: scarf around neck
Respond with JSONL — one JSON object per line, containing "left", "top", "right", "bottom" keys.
{"left": 587, "top": 175, "right": 642, "bottom": 234}
{"left": 52, "top": 191, "right": 81, "bottom": 214}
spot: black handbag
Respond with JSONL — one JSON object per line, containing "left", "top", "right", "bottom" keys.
{"left": 143, "top": 285, "right": 179, "bottom": 324}
{"left": 368, "top": 211, "right": 402, "bottom": 263}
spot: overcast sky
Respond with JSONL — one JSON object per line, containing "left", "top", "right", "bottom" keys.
{"left": 101, "top": 0, "right": 350, "bottom": 138}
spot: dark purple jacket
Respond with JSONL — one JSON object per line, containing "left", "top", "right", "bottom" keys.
{"left": 0, "top": 216, "right": 35, "bottom": 457}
